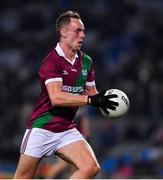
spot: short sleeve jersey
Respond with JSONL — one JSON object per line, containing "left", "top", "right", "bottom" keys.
{"left": 27, "top": 44, "right": 95, "bottom": 132}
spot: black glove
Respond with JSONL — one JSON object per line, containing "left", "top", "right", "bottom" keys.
{"left": 87, "top": 90, "right": 119, "bottom": 110}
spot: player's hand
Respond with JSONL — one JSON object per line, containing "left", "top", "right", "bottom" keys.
{"left": 87, "top": 90, "right": 119, "bottom": 110}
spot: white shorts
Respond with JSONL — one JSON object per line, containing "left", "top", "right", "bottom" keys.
{"left": 20, "top": 128, "right": 84, "bottom": 158}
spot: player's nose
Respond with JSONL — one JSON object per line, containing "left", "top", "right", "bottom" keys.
{"left": 80, "top": 30, "right": 85, "bottom": 38}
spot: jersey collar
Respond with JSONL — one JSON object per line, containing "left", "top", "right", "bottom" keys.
{"left": 55, "top": 43, "right": 78, "bottom": 65}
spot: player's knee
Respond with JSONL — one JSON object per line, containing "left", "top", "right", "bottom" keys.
{"left": 14, "top": 167, "right": 35, "bottom": 179}
{"left": 80, "top": 162, "right": 100, "bottom": 177}
{"left": 91, "top": 163, "right": 100, "bottom": 176}
{"left": 14, "top": 171, "right": 30, "bottom": 179}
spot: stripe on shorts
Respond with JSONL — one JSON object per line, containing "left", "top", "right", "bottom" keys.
{"left": 20, "top": 129, "right": 32, "bottom": 154}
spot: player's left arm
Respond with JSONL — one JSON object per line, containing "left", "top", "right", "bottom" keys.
{"left": 83, "top": 85, "right": 98, "bottom": 96}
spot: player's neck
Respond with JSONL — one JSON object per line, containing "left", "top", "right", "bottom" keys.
{"left": 60, "top": 42, "right": 76, "bottom": 62}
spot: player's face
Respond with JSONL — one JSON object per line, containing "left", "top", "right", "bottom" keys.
{"left": 64, "top": 18, "right": 85, "bottom": 51}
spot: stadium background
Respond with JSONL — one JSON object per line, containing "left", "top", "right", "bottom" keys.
{"left": 1, "top": 0, "right": 163, "bottom": 178}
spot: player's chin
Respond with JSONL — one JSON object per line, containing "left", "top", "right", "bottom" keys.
{"left": 74, "top": 46, "right": 81, "bottom": 52}
{"left": 76, "top": 44, "right": 82, "bottom": 50}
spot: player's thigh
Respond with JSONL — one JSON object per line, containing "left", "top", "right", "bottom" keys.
{"left": 56, "top": 140, "right": 99, "bottom": 169}
{"left": 15, "top": 154, "right": 40, "bottom": 178}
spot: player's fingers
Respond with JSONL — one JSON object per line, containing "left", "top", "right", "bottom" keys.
{"left": 102, "top": 103, "right": 118, "bottom": 111}
{"left": 108, "top": 105, "right": 117, "bottom": 111}
{"left": 108, "top": 100, "right": 119, "bottom": 107}
{"left": 107, "top": 94, "right": 118, "bottom": 99}
{"left": 101, "top": 107, "right": 110, "bottom": 114}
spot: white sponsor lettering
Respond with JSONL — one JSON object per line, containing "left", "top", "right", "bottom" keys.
{"left": 62, "top": 85, "right": 84, "bottom": 93}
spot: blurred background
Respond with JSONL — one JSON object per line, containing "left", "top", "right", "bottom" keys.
{"left": 1, "top": 0, "right": 163, "bottom": 178}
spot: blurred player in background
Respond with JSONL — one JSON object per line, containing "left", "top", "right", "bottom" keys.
{"left": 14, "top": 10, "right": 118, "bottom": 179}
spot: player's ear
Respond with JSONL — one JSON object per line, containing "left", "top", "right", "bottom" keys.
{"left": 60, "top": 27, "right": 67, "bottom": 38}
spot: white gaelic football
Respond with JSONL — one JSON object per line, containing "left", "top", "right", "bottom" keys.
{"left": 100, "top": 89, "right": 130, "bottom": 118}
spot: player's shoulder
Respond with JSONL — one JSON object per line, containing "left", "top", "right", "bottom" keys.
{"left": 39, "top": 49, "right": 61, "bottom": 73}
{"left": 42, "top": 49, "right": 59, "bottom": 64}
{"left": 81, "top": 51, "right": 92, "bottom": 63}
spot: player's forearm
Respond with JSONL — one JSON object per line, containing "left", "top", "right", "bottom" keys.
{"left": 50, "top": 91, "right": 88, "bottom": 107}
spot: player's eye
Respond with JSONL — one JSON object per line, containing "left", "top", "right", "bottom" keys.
{"left": 75, "top": 29, "right": 85, "bottom": 33}
{"left": 75, "top": 29, "right": 80, "bottom": 33}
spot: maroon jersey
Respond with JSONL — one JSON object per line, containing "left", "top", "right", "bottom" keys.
{"left": 27, "top": 44, "right": 95, "bottom": 132}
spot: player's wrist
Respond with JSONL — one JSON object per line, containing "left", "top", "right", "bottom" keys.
{"left": 87, "top": 95, "right": 101, "bottom": 107}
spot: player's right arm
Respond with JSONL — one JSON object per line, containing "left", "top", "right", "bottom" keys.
{"left": 46, "top": 81, "right": 119, "bottom": 110}
{"left": 46, "top": 81, "right": 88, "bottom": 106}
